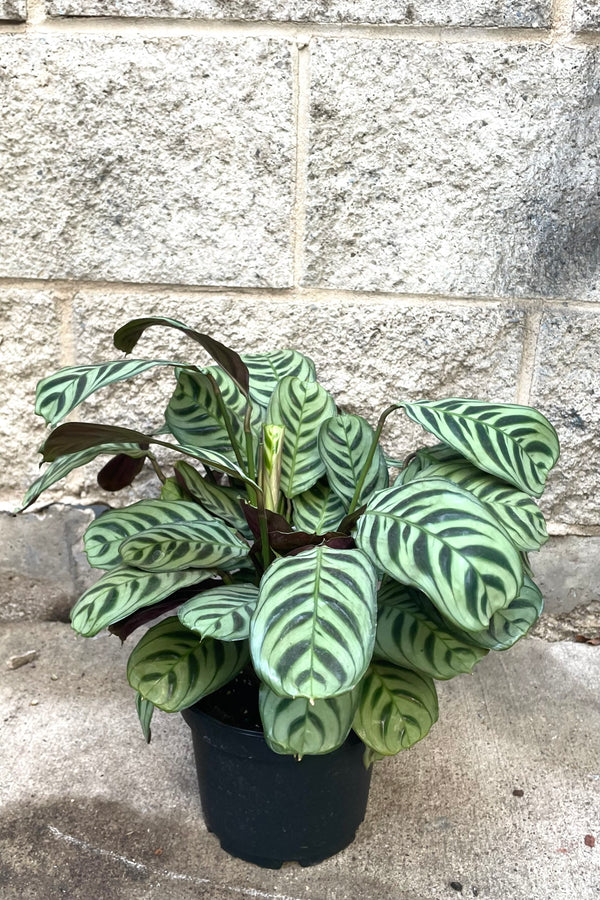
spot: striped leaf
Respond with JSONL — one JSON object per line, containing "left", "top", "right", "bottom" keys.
{"left": 84, "top": 500, "right": 216, "bottom": 569}
{"left": 402, "top": 457, "right": 548, "bottom": 551}
{"left": 267, "top": 376, "right": 337, "bottom": 499}
{"left": 136, "top": 693, "right": 154, "bottom": 743}
{"left": 243, "top": 349, "right": 317, "bottom": 410}
{"left": 120, "top": 520, "right": 249, "bottom": 572}
{"left": 396, "top": 443, "right": 465, "bottom": 485}
{"left": 318, "top": 414, "right": 388, "bottom": 509}
{"left": 259, "top": 684, "right": 356, "bottom": 757}
{"left": 113, "top": 316, "right": 250, "bottom": 394}
{"left": 127, "top": 617, "right": 249, "bottom": 712}
{"left": 165, "top": 367, "right": 260, "bottom": 463}
{"left": 35, "top": 360, "right": 182, "bottom": 427}
{"left": 402, "top": 399, "right": 559, "bottom": 497}
{"left": 355, "top": 478, "right": 523, "bottom": 633}
{"left": 178, "top": 584, "right": 259, "bottom": 641}
{"left": 70, "top": 568, "right": 209, "bottom": 637}
{"left": 292, "top": 481, "right": 347, "bottom": 533}
{"left": 174, "top": 460, "right": 252, "bottom": 538}
{"left": 374, "top": 583, "right": 488, "bottom": 680}
{"left": 353, "top": 660, "right": 439, "bottom": 755}
{"left": 422, "top": 575, "right": 543, "bottom": 651}
{"left": 17, "top": 442, "right": 148, "bottom": 512}
{"left": 251, "top": 546, "right": 377, "bottom": 699}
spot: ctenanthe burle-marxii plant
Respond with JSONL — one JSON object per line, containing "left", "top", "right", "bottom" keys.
{"left": 19, "top": 316, "right": 559, "bottom": 764}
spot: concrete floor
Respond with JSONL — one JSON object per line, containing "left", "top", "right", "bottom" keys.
{"left": 1, "top": 587, "right": 598, "bottom": 900}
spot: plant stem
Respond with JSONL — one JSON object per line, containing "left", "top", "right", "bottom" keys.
{"left": 348, "top": 404, "right": 403, "bottom": 514}
{"left": 148, "top": 455, "right": 167, "bottom": 484}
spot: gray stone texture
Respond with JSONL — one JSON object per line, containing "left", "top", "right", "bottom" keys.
{"left": 530, "top": 309, "right": 600, "bottom": 526}
{"left": 573, "top": 0, "right": 600, "bottom": 30}
{"left": 0, "top": 0, "right": 26, "bottom": 19}
{"left": 0, "top": 506, "right": 100, "bottom": 610}
{"left": 304, "top": 40, "right": 600, "bottom": 301}
{"left": 1, "top": 618, "right": 598, "bottom": 899}
{"left": 37, "top": 290, "right": 526, "bottom": 505}
{"left": 46, "top": 0, "right": 552, "bottom": 26}
{"left": 0, "top": 291, "right": 62, "bottom": 505}
{"left": 0, "top": 35, "right": 293, "bottom": 287}
{"left": 531, "top": 536, "right": 600, "bottom": 616}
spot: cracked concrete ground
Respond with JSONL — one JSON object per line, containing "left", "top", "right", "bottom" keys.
{"left": 1, "top": 576, "right": 598, "bottom": 900}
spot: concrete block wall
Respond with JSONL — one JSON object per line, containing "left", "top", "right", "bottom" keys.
{"left": 1, "top": 0, "right": 599, "bottom": 546}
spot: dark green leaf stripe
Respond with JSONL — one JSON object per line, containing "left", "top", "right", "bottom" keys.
{"left": 119, "top": 520, "right": 249, "bottom": 572}
{"left": 318, "top": 414, "right": 388, "bottom": 509}
{"left": 35, "top": 360, "right": 183, "bottom": 427}
{"left": 355, "top": 478, "right": 524, "bottom": 633}
{"left": 243, "top": 349, "right": 317, "bottom": 409}
{"left": 374, "top": 583, "right": 488, "bottom": 680}
{"left": 403, "top": 458, "right": 548, "bottom": 551}
{"left": 250, "top": 546, "right": 377, "bottom": 699}
{"left": 17, "top": 443, "right": 148, "bottom": 512}
{"left": 165, "top": 367, "right": 260, "bottom": 463}
{"left": 259, "top": 684, "right": 356, "bottom": 757}
{"left": 292, "top": 481, "right": 346, "bottom": 533}
{"left": 174, "top": 460, "right": 252, "bottom": 538}
{"left": 127, "top": 617, "right": 249, "bottom": 712}
{"left": 178, "top": 584, "right": 259, "bottom": 640}
{"left": 84, "top": 500, "right": 216, "bottom": 569}
{"left": 352, "top": 660, "right": 439, "bottom": 755}
{"left": 426, "top": 575, "right": 544, "bottom": 651}
{"left": 402, "top": 399, "right": 559, "bottom": 497}
{"left": 136, "top": 693, "right": 154, "bottom": 743}
{"left": 267, "top": 376, "right": 337, "bottom": 498}
{"left": 71, "top": 568, "right": 209, "bottom": 637}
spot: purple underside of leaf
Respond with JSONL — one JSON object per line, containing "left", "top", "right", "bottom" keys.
{"left": 41, "top": 423, "right": 151, "bottom": 461}
{"left": 242, "top": 501, "right": 355, "bottom": 555}
{"left": 112, "top": 317, "right": 250, "bottom": 394}
{"left": 107, "top": 578, "right": 222, "bottom": 642}
{"left": 97, "top": 453, "right": 146, "bottom": 491}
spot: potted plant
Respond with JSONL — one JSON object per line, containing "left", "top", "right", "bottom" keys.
{"left": 19, "top": 316, "right": 559, "bottom": 868}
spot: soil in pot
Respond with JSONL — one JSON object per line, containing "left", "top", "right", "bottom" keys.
{"left": 182, "top": 668, "right": 373, "bottom": 869}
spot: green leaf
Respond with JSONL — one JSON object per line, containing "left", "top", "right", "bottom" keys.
{"left": 259, "top": 684, "right": 356, "bottom": 757}
{"left": 35, "top": 360, "right": 184, "bottom": 427}
{"left": 160, "top": 477, "right": 190, "bottom": 501}
{"left": 178, "top": 584, "right": 259, "bottom": 641}
{"left": 404, "top": 458, "right": 548, "bottom": 551}
{"left": 84, "top": 500, "right": 216, "bottom": 569}
{"left": 395, "top": 443, "right": 465, "bottom": 485}
{"left": 355, "top": 477, "right": 523, "bottom": 633}
{"left": 267, "top": 376, "right": 337, "bottom": 499}
{"left": 127, "top": 617, "right": 249, "bottom": 712}
{"left": 165, "top": 367, "right": 260, "bottom": 463}
{"left": 291, "top": 481, "right": 347, "bottom": 534}
{"left": 402, "top": 399, "right": 559, "bottom": 497}
{"left": 318, "top": 414, "right": 388, "bottom": 509}
{"left": 374, "top": 583, "right": 488, "bottom": 680}
{"left": 243, "top": 349, "right": 317, "bottom": 410}
{"left": 353, "top": 660, "right": 439, "bottom": 755}
{"left": 120, "top": 519, "right": 249, "bottom": 572}
{"left": 71, "top": 567, "right": 210, "bottom": 637}
{"left": 423, "top": 575, "right": 544, "bottom": 651}
{"left": 136, "top": 692, "right": 154, "bottom": 743}
{"left": 113, "top": 316, "right": 250, "bottom": 394}
{"left": 174, "top": 460, "right": 252, "bottom": 538}
{"left": 39, "top": 422, "right": 258, "bottom": 488}
{"left": 17, "top": 442, "right": 148, "bottom": 512}
{"left": 250, "top": 545, "right": 377, "bottom": 699}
